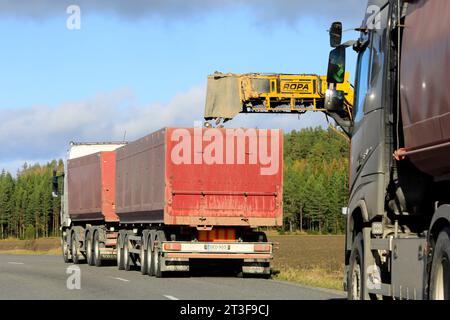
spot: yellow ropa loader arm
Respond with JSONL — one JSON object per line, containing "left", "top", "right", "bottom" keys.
{"left": 204, "top": 71, "right": 354, "bottom": 129}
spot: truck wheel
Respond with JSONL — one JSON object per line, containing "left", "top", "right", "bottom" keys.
{"left": 93, "top": 231, "right": 103, "bottom": 267}
{"left": 146, "top": 235, "right": 155, "bottom": 276}
{"left": 153, "top": 246, "right": 162, "bottom": 278}
{"left": 117, "top": 233, "right": 124, "bottom": 270}
{"left": 153, "top": 231, "right": 166, "bottom": 278}
{"left": 140, "top": 237, "right": 148, "bottom": 275}
{"left": 123, "top": 235, "right": 131, "bottom": 271}
{"left": 61, "top": 234, "right": 71, "bottom": 263}
{"left": 71, "top": 232, "right": 80, "bottom": 264}
{"left": 86, "top": 231, "right": 94, "bottom": 266}
{"left": 348, "top": 232, "right": 364, "bottom": 300}
{"left": 429, "top": 228, "right": 450, "bottom": 300}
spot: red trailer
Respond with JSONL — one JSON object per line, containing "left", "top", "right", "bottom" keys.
{"left": 115, "top": 127, "right": 282, "bottom": 277}
{"left": 58, "top": 128, "right": 283, "bottom": 277}
{"left": 116, "top": 127, "right": 282, "bottom": 226}
{"left": 65, "top": 150, "right": 120, "bottom": 265}
{"left": 67, "top": 151, "right": 118, "bottom": 222}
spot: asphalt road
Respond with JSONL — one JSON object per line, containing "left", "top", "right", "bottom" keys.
{"left": 0, "top": 254, "right": 345, "bottom": 300}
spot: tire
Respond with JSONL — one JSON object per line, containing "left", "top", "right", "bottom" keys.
{"left": 140, "top": 235, "right": 148, "bottom": 275}
{"left": 429, "top": 228, "right": 450, "bottom": 300}
{"left": 61, "top": 233, "right": 71, "bottom": 263}
{"left": 86, "top": 232, "right": 94, "bottom": 266}
{"left": 153, "top": 245, "right": 162, "bottom": 278}
{"left": 348, "top": 232, "right": 364, "bottom": 300}
{"left": 71, "top": 232, "right": 80, "bottom": 264}
{"left": 123, "top": 235, "right": 131, "bottom": 271}
{"left": 93, "top": 231, "right": 103, "bottom": 267}
{"left": 117, "top": 233, "right": 124, "bottom": 270}
{"left": 146, "top": 234, "right": 155, "bottom": 276}
{"left": 153, "top": 231, "right": 166, "bottom": 278}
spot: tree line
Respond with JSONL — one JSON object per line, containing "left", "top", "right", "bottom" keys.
{"left": 283, "top": 127, "right": 349, "bottom": 234}
{"left": 0, "top": 160, "right": 63, "bottom": 239}
{"left": 0, "top": 127, "right": 349, "bottom": 239}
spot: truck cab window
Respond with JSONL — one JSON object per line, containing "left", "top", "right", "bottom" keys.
{"left": 353, "top": 43, "right": 371, "bottom": 124}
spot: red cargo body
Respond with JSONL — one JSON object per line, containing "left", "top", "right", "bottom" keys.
{"left": 400, "top": 0, "right": 450, "bottom": 177}
{"left": 115, "top": 127, "right": 283, "bottom": 227}
{"left": 67, "top": 151, "right": 118, "bottom": 222}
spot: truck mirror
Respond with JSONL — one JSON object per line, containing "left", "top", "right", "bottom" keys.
{"left": 327, "top": 47, "right": 346, "bottom": 84}
{"left": 325, "top": 88, "right": 345, "bottom": 113}
{"left": 52, "top": 170, "right": 59, "bottom": 198}
{"left": 330, "top": 22, "right": 342, "bottom": 48}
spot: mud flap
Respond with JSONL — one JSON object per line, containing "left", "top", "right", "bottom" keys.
{"left": 242, "top": 259, "right": 271, "bottom": 275}
{"left": 160, "top": 256, "right": 190, "bottom": 272}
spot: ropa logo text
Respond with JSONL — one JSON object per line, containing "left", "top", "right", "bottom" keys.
{"left": 282, "top": 83, "right": 310, "bottom": 92}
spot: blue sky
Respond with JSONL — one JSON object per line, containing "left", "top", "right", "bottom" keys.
{"left": 0, "top": 0, "right": 367, "bottom": 173}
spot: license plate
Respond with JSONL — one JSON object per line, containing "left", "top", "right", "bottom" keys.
{"left": 204, "top": 244, "right": 231, "bottom": 252}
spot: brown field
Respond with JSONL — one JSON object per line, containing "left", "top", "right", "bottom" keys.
{"left": 268, "top": 234, "right": 345, "bottom": 291}
{"left": 0, "top": 234, "right": 345, "bottom": 290}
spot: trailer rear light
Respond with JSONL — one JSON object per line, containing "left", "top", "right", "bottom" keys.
{"left": 163, "top": 243, "right": 182, "bottom": 251}
{"left": 371, "top": 222, "right": 383, "bottom": 236}
{"left": 254, "top": 244, "right": 271, "bottom": 252}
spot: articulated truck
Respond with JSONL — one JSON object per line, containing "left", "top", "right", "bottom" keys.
{"left": 327, "top": 0, "right": 450, "bottom": 300}
{"left": 203, "top": 0, "right": 450, "bottom": 300}
{"left": 54, "top": 128, "right": 283, "bottom": 277}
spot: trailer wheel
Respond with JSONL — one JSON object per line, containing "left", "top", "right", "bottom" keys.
{"left": 61, "top": 233, "right": 71, "bottom": 263}
{"left": 86, "top": 231, "right": 94, "bottom": 266}
{"left": 140, "top": 250, "right": 147, "bottom": 275}
{"left": 153, "top": 246, "right": 162, "bottom": 278}
{"left": 146, "top": 235, "right": 155, "bottom": 276}
{"left": 71, "top": 232, "right": 80, "bottom": 264}
{"left": 123, "top": 235, "right": 131, "bottom": 271}
{"left": 430, "top": 228, "right": 450, "bottom": 300}
{"left": 348, "top": 232, "right": 364, "bottom": 300}
{"left": 93, "top": 231, "right": 103, "bottom": 267}
{"left": 117, "top": 233, "right": 124, "bottom": 270}
{"left": 140, "top": 239, "right": 148, "bottom": 275}
{"left": 153, "top": 231, "right": 166, "bottom": 278}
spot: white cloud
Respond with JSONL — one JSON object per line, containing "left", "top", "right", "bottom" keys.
{"left": 111, "top": 86, "right": 206, "bottom": 140}
{"left": 0, "top": 0, "right": 367, "bottom": 26}
{"left": 0, "top": 85, "right": 330, "bottom": 174}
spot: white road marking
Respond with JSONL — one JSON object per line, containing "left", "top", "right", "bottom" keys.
{"left": 8, "top": 262, "right": 24, "bottom": 265}
{"left": 112, "top": 277, "right": 129, "bottom": 282}
{"left": 164, "top": 295, "right": 179, "bottom": 300}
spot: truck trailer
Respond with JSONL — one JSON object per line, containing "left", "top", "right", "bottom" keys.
{"left": 55, "top": 127, "right": 283, "bottom": 277}
{"left": 203, "top": 0, "right": 450, "bottom": 300}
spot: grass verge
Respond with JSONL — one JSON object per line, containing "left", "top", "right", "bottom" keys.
{"left": 272, "top": 266, "right": 343, "bottom": 291}
{"left": 0, "top": 237, "right": 60, "bottom": 254}
{"left": 0, "top": 248, "right": 60, "bottom": 255}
